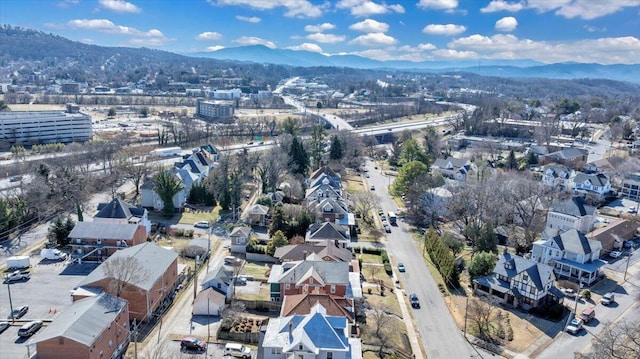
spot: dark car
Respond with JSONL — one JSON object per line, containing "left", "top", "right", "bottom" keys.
{"left": 409, "top": 293, "right": 420, "bottom": 308}
{"left": 181, "top": 337, "right": 207, "bottom": 352}
{"left": 8, "top": 306, "right": 28, "bottom": 320}
{"left": 0, "top": 321, "right": 10, "bottom": 334}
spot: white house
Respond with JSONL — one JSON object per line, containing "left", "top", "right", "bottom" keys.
{"left": 545, "top": 197, "right": 596, "bottom": 234}
{"left": 192, "top": 287, "right": 226, "bottom": 316}
{"left": 229, "top": 226, "right": 253, "bottom": 254}
{"left": 432, "top": 157, "right": 472, "bottom": 181}
{"left": 473, "top": 252, "right": 564, "bottom": 310}
{"left": 541, "top": 165, "right": 575, "bottom": 189}
{"left": 260, "top": 303, "right": 362, "bottom": 359}
{"left": 571, "top": 173, "right": 611, "bottom": 200}
{"left": 201, "top": 265, "right": 235, "bottom": 299}
{"left": 531, "top": 229, "right": 606, "bottom": 285}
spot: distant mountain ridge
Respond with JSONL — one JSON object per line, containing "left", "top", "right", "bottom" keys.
{"left": 196, "top": 45, "right": 640, "bottom": 83}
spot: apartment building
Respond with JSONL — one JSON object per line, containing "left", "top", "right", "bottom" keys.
{"left": 0, "top": 105, "right": 92, "bottom": 145}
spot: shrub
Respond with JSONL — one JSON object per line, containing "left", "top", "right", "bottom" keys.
{"left": 381, "top": 250, "right": 389, "bottom": 264}
{"left": 580, "top": 289, "right": 592, "bottom": 301}
{"left": 362, "top": 247, "right": 382, "bottom": 255}
{"left": 383, "top": 263, "right": 392, "bottom": 275}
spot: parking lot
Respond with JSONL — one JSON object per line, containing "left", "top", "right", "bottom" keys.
{"left": 1, "top": 257, "right": 96, "bottom": 358}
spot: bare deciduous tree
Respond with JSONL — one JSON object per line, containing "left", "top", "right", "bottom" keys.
{"left": 364, "top": 304, "right": 395, "bottom": 358}
{"left": 102, "top": 255, "right": 149, "bottom": 298}
{"left": 352, "top": 191, "right": 379, "bottom": 225}
{"left": 467, "top": 297, "right": 498, "bottom": 342}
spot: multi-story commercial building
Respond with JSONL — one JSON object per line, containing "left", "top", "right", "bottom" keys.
{"left": 0, "top": 104, "right": 92, "bottom": 145}
{"left": 195, "top": 99, "right": 235, "bottom": 121}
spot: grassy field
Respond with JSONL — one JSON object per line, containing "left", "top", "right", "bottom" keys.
{"left": 241, "top": 261, "right": 271, "bottom": 282}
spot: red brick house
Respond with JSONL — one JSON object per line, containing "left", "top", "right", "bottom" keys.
{"left": 68, "top": 222, "right": 147, "bottom": 263}
{"left": 268, "top": 258, "right": 349, "bottom": 301}
{"left": 33, "top": 293, "right": 129, "bottom": 359}
{"left": 73, "top": 242, "right": 178, "bottom": 322}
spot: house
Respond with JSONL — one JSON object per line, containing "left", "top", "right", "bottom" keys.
{"left": 73, "top": 242, "right": 179, "bottom": 321}
{"left": 583, "top": 156, "right": 626, "bottom": 175}
{"left": 545, "top": 196, "right": 596, "bottom": 233}
{"left": 229, "top": 226, "right": 254, "bottom": 253}
{"left": 201, "top": 265, "right": 235, "bottom": 298}
{"left": 541, "top": 165, "right": 575, "bottom": 189}
{"left": 305, "top": 222, "right": 351, "bottom": 248}
{"left": 140, "top": 169, "right": 188, "bottom": 211}
{"left": 473, "top": 252, "right": 563, "bottom": 310}
{"left": 242, "top": 204, "right": 269, "bottom": 226}
{"left": 309, "top": 166, "right": 341, "bottom": 184}
{"left": 309, "top": 173, "right": 341, "bottom": 191}
{"left": 268, "top": 259, "right": 350, "bottom": 301}
{"left": 94, "top": 197, "right": 151, "bottom": 234}
{"left": 199, "top": 143, "right": 220, "bottom": 162}
{"left": 307, "top": 197, "right": 354, "bottom": 226}
{"left": 32, "top": 293, "right": 129, "bottom": 359}
{"left": 540, "top": 148, "right": 588, "bottom": 168}
{"left": 68, "top": 222, "right": 147, "bottom": 263}
{"left": 422, "top": 187, "right": 453, "bottom": 217}
{"left": 274, "top": 243, "right": 353, "bottom": 263}
{"left": 587, "top": 219, "right": 638, "bottom": 252}
{"left": 260, "top": 303, "right": 362, "bottom": 359}
{"left": 280, "top": 291, "right": 355, "bottom": 323}
{"left": 192, "top": 287, "right": 226, "bottom": 316}
{"left": 572, "top": 173, "right": 611, "bottom": 201}
{"left": 531, "top": 229, "right": 606, "bottom": 285}
{"left": 621, "top": 172, "right": 640, "bottom": 201}
{"left": 432, "top": 157, "right": 472, "bottom": 181}
{"left": 183, "top": 238, "right": 210, "bottom": 259}
{"left": 305, "top": 181, "right": 343, "bottom": 203}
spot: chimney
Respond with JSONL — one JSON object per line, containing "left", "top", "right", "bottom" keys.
{"left": 303, "top": 250, "right": 308, "bottom": 260}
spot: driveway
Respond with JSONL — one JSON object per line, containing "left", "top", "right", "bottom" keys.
{"left": 365, "top": 159, "right": 476, "bottom": 358}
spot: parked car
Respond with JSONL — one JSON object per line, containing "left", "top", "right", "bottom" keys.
{"left": 562, "top": 288, "right": 577, "bottom": 298}
{"left": 624, "top": 240, "right": 634, "bottom": 249}
{"left": 180, "top": 337, "right": 207, "bottom": 352}
{"left": 566, "top": 318, "right": 583, "bottom": 334}
{"left": 0, "top": 321, "right": 10, "bottom": 334}
{"left": 409, "top": 293, "right": 420, "bottom": 308}
{"left": 3, "top": 270, "right": 30, "bottom": 282}
{"left": 580, "top": 307, "right": 596, "bottom": 323}
{"left": 370, "top": 185, "right": 375, "bottom": 191}
{"left": 8, "top": 306, "right": 28, "bottom": 320}
{"left": 224, "top": 342, "right": 253, "bottom": 358}
{"left": 384, "top": 224, "right": 391, "bottom": 233}
{"left": 194, "top": 221, "right": 209, "bottom": 229}
{"left": 18, "top": 320, "right": 42, "bottom": 337}
{"left": 601, "top": 292, "right": 615, "bottom": 306}
{"left": 398, "top": 263, "right": 406, "bottom": 272}
{"left": 609, "top": 251, "right": 622, "bottom": 258}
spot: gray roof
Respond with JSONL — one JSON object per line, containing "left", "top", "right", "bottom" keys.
{"left": 573, "top": 173, "right": 609, "bottom": 187}
{"left": 78, "top": 242, "right": 177, "bottom": 291}
{"left": 95, "top": 197, "right": 145, "bottom": 220}
{"left": 548, "top": 147, "right": 588, "bottom": 159}
{"left": 433, "top": 157, "right": 469, "bottom": 170}
{"left": 492, "top": 253, "right": 555, "bottom": 291}
{"left": 551, "top": 197, "right": 595, "bottom": 217}
{"left": 230, "top": 226, "right": 252, "bottom": 237}
{"left": 274, "top": 243, "right": 352, "bottom": 262}
{"left": 273, "top": 260, "right": 349, "bottom": 285}
{"left": 202, "top": 265, "right": 234, "bottom": 285}
{"left": 32, "top": 293, "right": 127, "bottom": 347}
{"left": 552, "top": 229, "right": 601, "bottom": 256}
{"left": 307, "top": 222, "right": 349, "bottom": 241}
{"left": 544, "top": 165, "right": 571, "bottom": 178}
{"left": 69, "top": 222, "right": 142, "bottom": 240}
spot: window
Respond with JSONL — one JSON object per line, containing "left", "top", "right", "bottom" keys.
{"left": 271, "top": 348, "right": 282, "bottom": 355}
{"left": 330, "top": 285, "right": 336, "bottom": 294}
{"left": 109, "top": 340, "right": 113, "bottom": 347}
{"left": 285, "top": 283, "right": 291, "bottom": 290}
{"left": 236, "top": 238, "right": 244, "bottom": 244}
{"left": 522, "top": 274, "right": 529, "bottom": 282}
{"left": 327, "top": 352, "right": 333, "bottom": 359}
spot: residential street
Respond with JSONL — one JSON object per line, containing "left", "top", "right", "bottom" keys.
{"left": 364, "top": 159, "right": 478, "bottom": 358}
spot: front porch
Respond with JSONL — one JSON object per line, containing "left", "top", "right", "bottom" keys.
{"left": 552, "top": 258, "right": 606, "bottom": 286}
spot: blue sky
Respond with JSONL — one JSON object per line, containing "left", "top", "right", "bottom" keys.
{"left": 2, "top": 0, "right": 640, "bottom": 64}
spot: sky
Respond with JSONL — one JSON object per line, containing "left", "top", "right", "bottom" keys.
{"left": 2, "top": 0, "right": 640, "bottom": 64}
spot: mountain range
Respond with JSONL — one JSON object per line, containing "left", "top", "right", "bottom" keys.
{"left": 196, "top": 45, "right": 640, "bottom": 84}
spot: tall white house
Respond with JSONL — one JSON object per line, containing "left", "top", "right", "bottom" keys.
{"left": 0, "top": 105, "right": 92, "bottom": 145}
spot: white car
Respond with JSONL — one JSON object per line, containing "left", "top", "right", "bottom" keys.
{"left": 566, "top": 318, "right": 583, "bottom": 334}
{"left": 609, "top": 251, "right": 622, "bottom": 258}
{"left": 193, "top": 221, "right": 209, "bottom": 229}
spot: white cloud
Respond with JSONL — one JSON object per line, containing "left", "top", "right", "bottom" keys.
{"left": 481, "top": 0, "right": 640, "bottom": 20}
{"left": 336, "top": 0, "right": 404, "bottom": 17}
{"left": 306, "top": 33, "right": 346, "bottom": 43}
{"left": 234, "top": 36, "right": 277, "bottom": 48}
{"left": 350, "top": 49, "right": 395, "bottom": 61}
{"left": 213, "top": 0, "right": 323, "bottom": 18}
{"left": 236, "top": 15, "right": 261, "bottom": 23}
{"left": 79, "top": 38, "right": 94, "bottom": 44}
{"left": 480, "top": 1, "right": 524, "bottom": 13}
{"left": 422, "top": 24, "right": 466, "bottom": 36}
{"left": 196, "top": 32, "right": 223, "bottom": 41}
{"left": 432, "top": 49, "right": 478, "bottom": 59}
{"left": 57, "top": 0, "right": 79, "bottom": 8}
{"left": 349, "top": 32, "right": 397, "bottom": 46}
{"left": 287, "top": 43, "right": 324, "bottom": 53}
{"left": 584, "top": 25, "right": 606, "bottom": 33}
{"left": 205, "top": 45, "right": 225, "bottom": 52}
{"left": 304, "top": 23, "right": 336, "bottom": 32}
{"left": 495, "top": 17, "right": 518, "bottom": 32}
{"left": 98, "top": 0, "right": 141, "bottom": 13}
{"left": 448, "top": 33, "right": 640, "bottom": 64}
{"left": 417, "top": 0, "right": 458, "bottom": 10}
{"left": 349, "top": 19, "right": 389, "bottom": 33}
{"left": 67, "top": 19, "right": 168, "bottom": 46}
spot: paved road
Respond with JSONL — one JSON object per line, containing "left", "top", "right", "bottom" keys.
{"left": 536, "top": 280, "right": 640, "bottom": 359}
{"left": 365, "top": 159, "right": 477, "bottom": 358}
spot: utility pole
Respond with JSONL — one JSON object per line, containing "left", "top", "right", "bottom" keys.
{"left": 463, "top": 296, "right": 469, "bottom": 336}
{"left": 6, "top": 282, "right": 14, "bottom": 321}
{"left": 624, "top": 253, "right": 631, "bottom": 282}
{"left": 193, "top": 255, "right": 200, "bottom": 301}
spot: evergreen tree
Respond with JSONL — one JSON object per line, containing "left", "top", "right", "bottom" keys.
{"left": 309, "top": 126, "right": 326, "bottom": 169}
{"left": 152, "top": 171, "right": 183, "bottom": 217}
{"left": 476, "top": 221, "right": 498, "bottom": 253}
{"left": 507, "top": 149, "right": 517, "bottom": 170}
{"left": 266, "top": 230, "right": 289, "bottom": 256}
{"left": 269, "top": 206, "right": 287, "bottom": 236}
{"left": 329, "top": 135, "right": 344, "bottom": 160}
{"left": 468, "top": 251, "right": 497, "bottom": 279}
{"left": 288, "top": 137, "right": 309, "bottom": 176}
